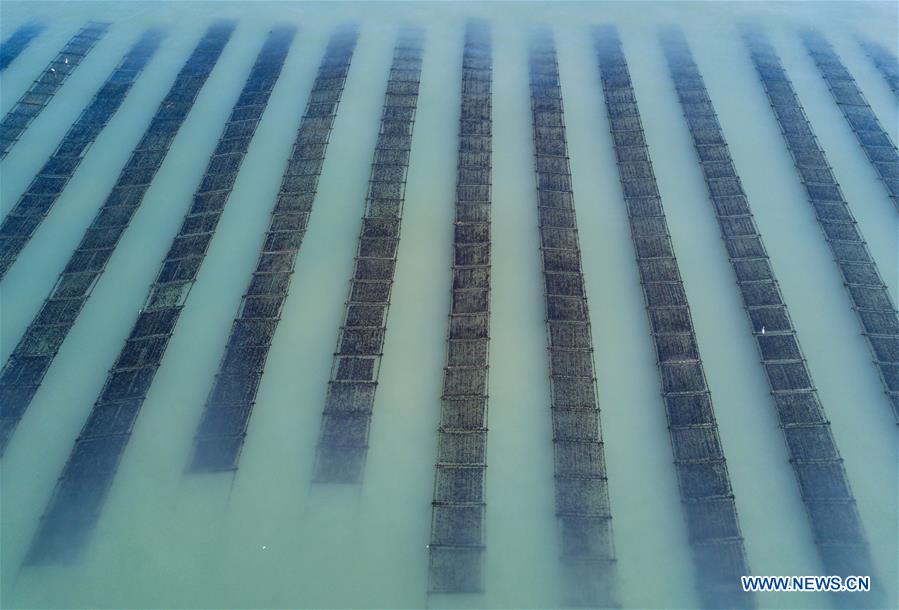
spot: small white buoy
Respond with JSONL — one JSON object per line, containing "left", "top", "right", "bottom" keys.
{"left": 262, "top": 545, "right": 267, "bottom": 550}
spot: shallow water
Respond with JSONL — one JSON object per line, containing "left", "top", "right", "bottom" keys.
{"left": 0, "top": 1, "right": 896, "bottom": 609}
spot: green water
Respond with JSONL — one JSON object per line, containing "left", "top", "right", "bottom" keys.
{"left": 0, "top": 2, "right": 896, "bottom": 608}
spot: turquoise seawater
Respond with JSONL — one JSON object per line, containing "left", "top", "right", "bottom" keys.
{"left": 0, "top": 1, "right": 896, "bottom": 608}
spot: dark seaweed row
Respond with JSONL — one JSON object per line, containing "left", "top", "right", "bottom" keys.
{"left": 0, "top": 21, "right": 236, "bottom": 459}
{"left": 739, "top": 24, "right": 883, "bottom": 597}
{"left": 312, "top": 26, "right": 425, "bottom": 484}
{"left": 428, "top": 19, "right": 491, "bottom": 595}
{"left": 856, "top": 34, "right": 899, "bottom": 99}
{"left": 0, "top": 21, "right": 110, "bottom": 159}
{"left": 0, "top": 19, "right": 46, "bottom": 71}
{"left": 743, "top": 26, "right": 899, "bottom": 424}
{"left": 23, "top": 23, "right": 301, "bottom": 566}
{"left": 662, "top": 25, "right": 881, "bottom": 605}
{"left": 527, "top": 27, "right": 618, "bottom": 608}
{"left": 187, "top": 24, "right": 359, "bottom": 474}
{"left": 801, "top": 29, "right": 898, "bottom": 212}
{"left": 0, "top": 28, "right": 165, "bottom": 280}
{"left": 594, "top": 25, "right": 753, "bottom": 610}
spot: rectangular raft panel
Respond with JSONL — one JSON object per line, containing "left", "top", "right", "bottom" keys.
{"left": 187, "top": 24, "right": 359, "bottom": 473}
{"left": 743, "top": 25, "right": 899, "bottom": 425}
{"left": 594, "top": 25, "right": 753, "bottom": 610}
{"left": 25, "top": 24, "right": 295, "bottom": 564}
{"left": 663, "top": 27, "right": 878, "bottom": 601}
{"left": 0, "top": 19, "right": 47, "bottom": 71}
{"left": 856, "top": 34, "right": 899, "bottom": 99}
{"left": 0, "top": 28, "right": 165, "bottom": 280}
{"left": 801, "top": 29, "right": 899, "bottom": 212}
{"left": 0, "top": 21, "right": 236, "bottom": 457}
{"left": 528, "top": 27, "right": 618, "bottom": 608}
{"left": 427, "top": 19, "right": 491, "bottom": 595}
{"left": 0, "top": 21, "right": 110, "bottom": 159}
{"left": 312, "top": 26, "right": 425, "bottom": 484}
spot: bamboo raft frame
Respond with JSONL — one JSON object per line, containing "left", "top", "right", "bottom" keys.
{"left": 26, "top": 23, "right": 293, "bottom": 564}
